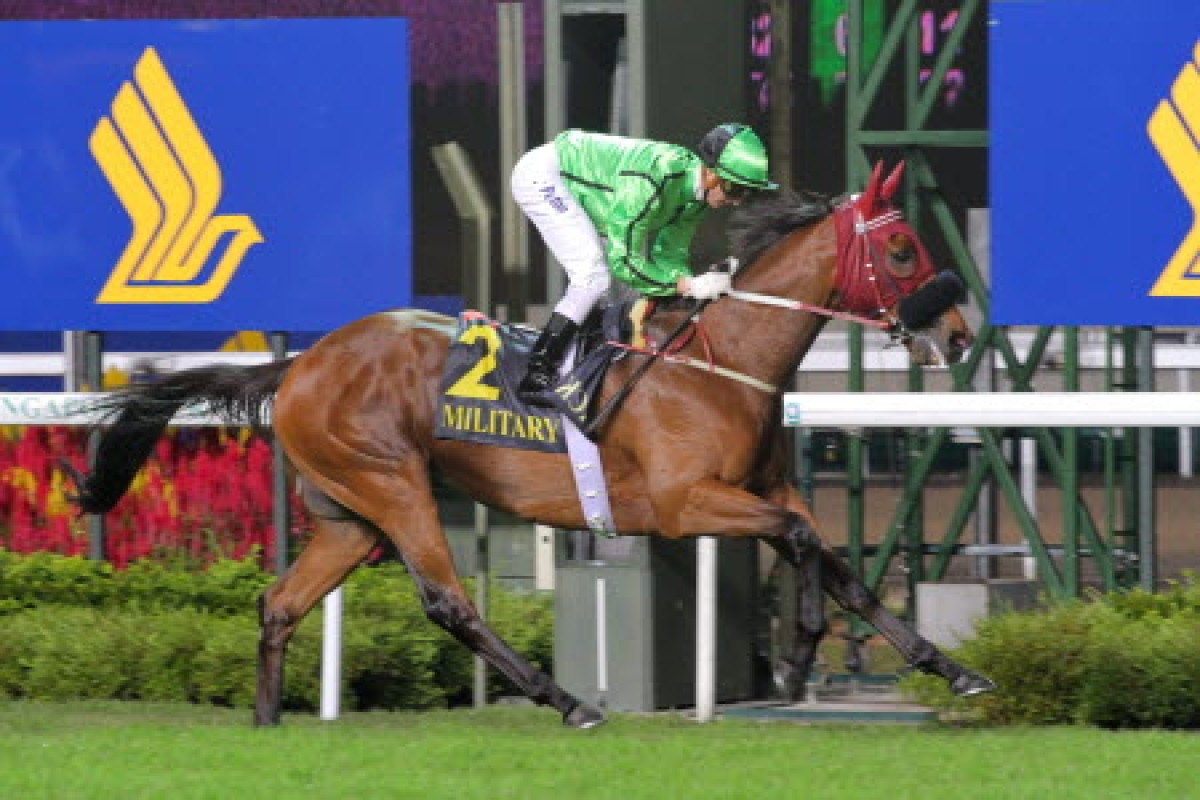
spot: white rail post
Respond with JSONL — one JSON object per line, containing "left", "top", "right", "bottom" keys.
{"left": 695, "top": 536, "right": 717, "bottom": 722}
{"left": 1020, "top": 438, "right": 1038, "bottom": 580}
{"left": 319, "top": 586, "right": 343, "bottom": 720}
{"left": 1179, "top": 369, "right": 1192, "bottom": 478}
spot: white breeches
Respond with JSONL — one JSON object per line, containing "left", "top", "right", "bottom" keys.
{"left": 511, "top": 143, "right": 612, "bottom": 323}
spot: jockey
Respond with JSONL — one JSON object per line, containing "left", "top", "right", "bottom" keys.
{"left": 511, "top": 123, "right": 779, "bottom": 404}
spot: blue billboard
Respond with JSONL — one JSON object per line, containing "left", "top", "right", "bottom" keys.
{"left": 0, "top": 19, "right": 410, "bottom": 330}
{"left": 991, "top": 2, "right": 1200, "bottom": 326}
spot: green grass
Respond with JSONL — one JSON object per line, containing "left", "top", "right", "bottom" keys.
{"left": 1, "top": 701, "right": 1198, "bottom": 799}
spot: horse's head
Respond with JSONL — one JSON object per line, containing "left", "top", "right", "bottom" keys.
{"left": 838, "top": 160, "right": 973, "bottom": 366}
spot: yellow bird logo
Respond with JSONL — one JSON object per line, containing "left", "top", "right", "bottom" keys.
{"left": 90, "top": 47, "right": 263, "bottom": 303}
{"left": 1148, "top": 41, "right": 1200, "bottom": 297}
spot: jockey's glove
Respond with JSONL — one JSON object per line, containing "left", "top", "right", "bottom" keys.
{"left": 681, "top": 270, "right": 732, "bottom": 300}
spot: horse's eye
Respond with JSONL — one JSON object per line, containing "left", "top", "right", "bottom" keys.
{"left": 887, "top": 235, "right": 915, "bottom": 264}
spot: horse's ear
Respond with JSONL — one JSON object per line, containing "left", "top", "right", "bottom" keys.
{"left": 881, "top": 160, "right": 906, "bottom": 202}
{"left": 858, "top": 160, "right": 884, "bottom": 213}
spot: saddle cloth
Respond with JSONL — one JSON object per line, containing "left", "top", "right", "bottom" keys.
{"left": 434, "top": 302, "right": 638, "bottom": 453}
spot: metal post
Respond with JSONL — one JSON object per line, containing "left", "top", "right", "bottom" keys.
{"left": 431, "top": 142, "right": 495, "bottom": 706}
{"left": 474, "top": 503, "right": 489, "bottom": 708}
{"left": 320, "top": 585, "right": 343, "bottom": 720}
{"left": 626, "top": 0, "right": 647, "bottom": 138}
{"left": 432, "top": 142, "right": 492, "bottom": 314}
{"left": 695, "top": 536, "right": 717, "bottom": 722}
{"left": 82, "top": 331, "right": 105, "bottom": 561}
{"left": 771, "top": 3, "right": 802, "bottom": 676}
{"left": 1118, "top": 328, "right": 1140, "bottom": 586}
{"left": 845, "top": 0, "right": 868, "bottom": 582}
{"left": 1019, "top": 438, "right": 1038, "bottom": 580}
{"left": 768, "top": 0, "right": 792, "bottom": 184}
{"left": 1062, "top": 327, "right": 1079, "bottom": 595}
{"left": 270, "top": 331, "right": 290, "bottom": 576}
{"left": 542, "top": 0, "right": 566, "bottom": 303}
{"left": 1137, "top": 328, "right": 1157, "bottom": 590}
{"left": 498, "top": 2, "right": 528, "bottom": 323}
{"left": 1178, "top": 369, "right": 1192, "bottom": 478}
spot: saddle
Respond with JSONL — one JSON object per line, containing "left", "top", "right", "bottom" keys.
{"left": 434, "top": 300, "right": 648, "bottom": 452}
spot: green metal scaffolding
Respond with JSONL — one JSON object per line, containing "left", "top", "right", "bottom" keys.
{"left": 838, "top": 0, "right": 1155, "bottom": 603}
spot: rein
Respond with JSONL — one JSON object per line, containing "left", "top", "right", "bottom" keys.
{"left": 725, "top": 289, "right": 890, "bottom": 330}
{"left": 609, "top": 336, "right": 778, "bottom": 394}
{"left": 587, "top": 199, "right": 933, "bottom": 430}
{"left": 595, "top": 205, "right": 919, "bottom": 400}
{"left": 724, "top": 204, "right": 920, "bottom": 340}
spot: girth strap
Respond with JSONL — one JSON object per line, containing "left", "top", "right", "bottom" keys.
{"left": 608, "top": 340, "right": 777, "bottom": 394}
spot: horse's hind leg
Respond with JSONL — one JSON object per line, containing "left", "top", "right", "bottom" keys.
{"left": 351, "top": 466, "right": 606, "bottom": 729}
{"left": 401, "top": 550, "right": 603, "bottom": 728}
{"left": 757, "top": 487, "right": 828, "bottom": 700}
{"left": 255, "top": 515, "right": 378, "bottom": 726}
{"left": 765, "top": 539, "right": 827, "bottom": 701}
{"left": 818, "top": 548, "right": 996, "bottom": 696}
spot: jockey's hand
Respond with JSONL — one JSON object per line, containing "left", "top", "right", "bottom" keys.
{"left": 679, "top": 271, "right": 732, "bottom": 301}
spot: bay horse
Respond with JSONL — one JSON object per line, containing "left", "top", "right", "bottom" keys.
{"left": 68, "top": 161, "right": 994, "bottom": 728}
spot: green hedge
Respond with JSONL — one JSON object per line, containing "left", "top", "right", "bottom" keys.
{"left": 902, "top": 576, "right": 1200, "bottom": 729}
{"left": 0, "top": 551, "right": 552, "bottom": 711}
{"left": 0, "top": 550, "right": 273, "bottom": 616}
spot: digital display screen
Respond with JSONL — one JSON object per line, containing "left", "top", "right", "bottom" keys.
{"left": 750, "top": 0, "right": 976, "bottom": 114}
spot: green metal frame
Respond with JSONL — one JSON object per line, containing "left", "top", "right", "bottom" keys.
{"left": 841, "top": 0, "right": 1147, "bottom": 603}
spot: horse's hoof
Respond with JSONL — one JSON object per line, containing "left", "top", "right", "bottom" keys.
{"left": 950, "top": 670, "right": 997, "bottom": 697}
{"left": 563, "top": 702, "right": 607, "bottom": 730}
{"left": 773, "top": 665, "right": 807, "bottom": 702}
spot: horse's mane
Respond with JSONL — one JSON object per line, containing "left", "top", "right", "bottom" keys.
{"left": 728, "top": 188, "right": 835, "bottom": 269}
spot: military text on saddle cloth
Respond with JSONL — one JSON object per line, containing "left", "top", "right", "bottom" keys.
{"left": 435, "top": 313, "right": 618, "bottom": 452}
{"left": 435, "top": 316, "right": 563, "bottom": 452}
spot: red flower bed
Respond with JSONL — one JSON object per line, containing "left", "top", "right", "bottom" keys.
{"left": 0, "top": 426, "right": 307, "bottom": 569}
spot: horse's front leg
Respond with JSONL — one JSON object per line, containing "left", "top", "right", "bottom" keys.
{"left": 758, "top": 485, "right": 829, "bottom": 700}
{"left": 817, "top": 547, "right": 996, "bottom": 697}
{"left": 674, "top": 478, "right": 826, "bottom": 693}
{"left": 760, "top": 483, "right": 995, "bottom": 697}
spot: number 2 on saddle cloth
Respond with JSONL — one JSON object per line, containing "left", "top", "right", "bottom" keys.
{"left": 434, "top": 306, "right": 629, "bottom": 453}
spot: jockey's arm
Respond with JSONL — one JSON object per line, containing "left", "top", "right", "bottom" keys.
{"left": 603, "top": 178, "right": 691, "bottom": 296}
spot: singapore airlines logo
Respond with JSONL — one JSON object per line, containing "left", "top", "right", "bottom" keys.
{"left": 89, "top": 47, "right": 263, "bottom": 303}
{"left": 1148, "top": 41, "right": 1200, "bottom": 297}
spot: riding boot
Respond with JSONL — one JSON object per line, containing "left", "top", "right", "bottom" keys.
{"left": 519, "top": 312, "right": 578, "bottom": 405}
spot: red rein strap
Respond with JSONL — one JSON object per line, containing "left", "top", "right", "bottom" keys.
{"left": 732, "top": 293, "right": 891, "bottom": 330}
{"left": 611, "top": 202, "right": 932, "bottom": 370}
{"left": 611, "top": 317, "right": 716, "bottom": 367}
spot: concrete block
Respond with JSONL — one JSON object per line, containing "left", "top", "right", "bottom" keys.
{"left": 916, "top": 580, "right": 1040, "bottom": 648}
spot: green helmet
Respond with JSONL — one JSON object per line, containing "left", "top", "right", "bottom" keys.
{"left": 697, "top": 123, "right": 778, "bottom": 190}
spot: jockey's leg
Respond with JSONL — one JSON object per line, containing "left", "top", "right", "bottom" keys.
{"left": 519, "top": 312, "right": 579, "bottom": 401}
{"left": 511, "top": 143, "right": 610, "bottom": 402}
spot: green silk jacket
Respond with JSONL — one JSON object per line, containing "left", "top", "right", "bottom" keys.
{"left": 554, "top": 130, "right": 707, "bottom": 295}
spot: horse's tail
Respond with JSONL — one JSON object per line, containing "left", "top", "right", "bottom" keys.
{"left": 64, "top": 359, "right": 295, "bottom": 514}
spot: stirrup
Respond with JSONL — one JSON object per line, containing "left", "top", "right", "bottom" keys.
{"left": 519, "top": 365, "right": 558, "bottom": 407}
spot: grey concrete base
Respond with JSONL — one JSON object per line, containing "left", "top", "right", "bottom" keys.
{"left": 720, "top": 700, "right": 938, "bottom": 725}
{"left": 714, "top": 676, "right": 938, "bottom": 725}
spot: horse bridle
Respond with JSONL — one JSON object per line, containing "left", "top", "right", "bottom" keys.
{"left": 850, "top": 206, "right": 924, "bottom": 346}
{"left": 725, "top": 205, "right": 924, "bottom": 345}
{"left": 589, "top": 207, "right": 954, "bottom": 422}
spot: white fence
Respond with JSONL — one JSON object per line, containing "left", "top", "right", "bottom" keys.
{"left": 5, "top": 391, "right": 1200, "bottom": 723}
